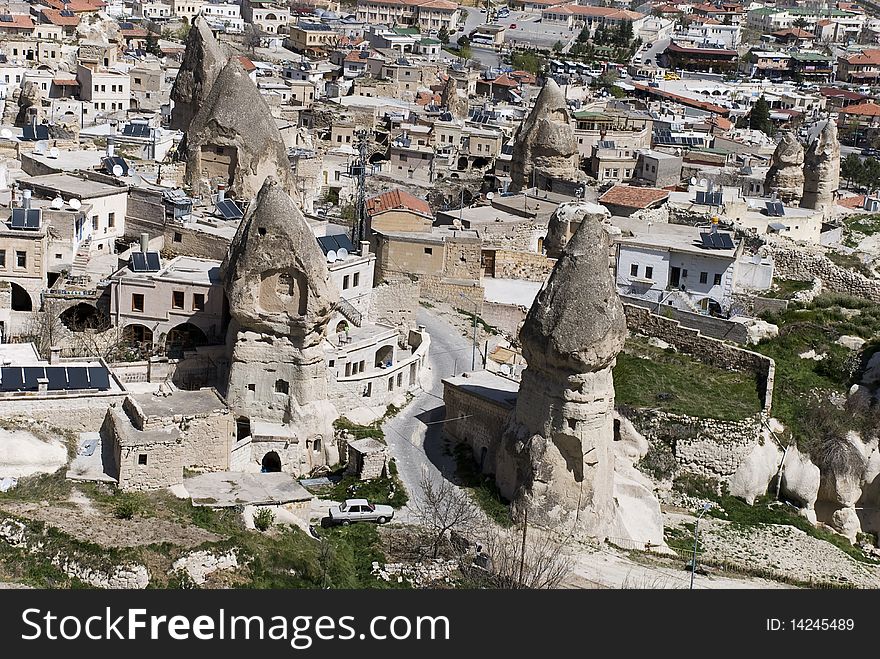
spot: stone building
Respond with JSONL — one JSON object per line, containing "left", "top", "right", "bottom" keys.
{"left": 344, "top": 438, "right": 388, "bottom": 480}
{"left": 184, "top": 59, "right": 293, "bottom": 200}
{"left": 221, "top": 177, "right": 340, "bottom": 474}
{"left": 508, "top": 78, "right": 587, "bottom": 195}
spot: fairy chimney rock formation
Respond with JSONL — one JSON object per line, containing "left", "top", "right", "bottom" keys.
{"left": 441, "top": 77, "right": 468, "bottom": 120}
{"left": 509, "top": 78, "right": 586, "bottom": 194}
{"left": 764, "top": 131, "right": 804, "bottom": 204}
{"left": 170, "top": 16, "right": 226, "bottom": 132}
{"left": 544, "top": 200, "right": 611, "bottom": 259}
{"left": 800, "top": 120, "right": 840, "bottom": 213}
{"left": 185, "top": 58, "right": 293, "bottom": 200}
{"left": 496, "top": 211, "right": 626, "bottom": 538}
{"left": 221, "top": 177, "right": 339, "bottom": 466}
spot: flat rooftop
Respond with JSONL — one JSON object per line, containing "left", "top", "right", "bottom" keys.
{"left": 185, "top": 471, "right": 313, "bottom": 507}
{"left": 160, "top": 256, "right": 222, "bottom": 285}
{"left": 443, "top": 370, "right": 520, "bottom": 409}
{"left": 21, "top": 173, "right": 126, "bottom": 199}
{"left": 611, "top": 215, "right": 738, "bottom": 257}
{"left": 133, "top": 389, "right": 227, "bottom": 418}
{"left": 25, "top": 149, "right": 104, "bottom": 173}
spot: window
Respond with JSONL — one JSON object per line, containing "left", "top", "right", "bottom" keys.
{"left": 699, "top": 272, "right": 708, "bottom": 284}
{"left": 424, "top": 247, "right": 433, "bottom": 255}
{"left": 397, "top": 372, "right": 403, "bottom": 387}
{"left": 16, "top": 251, "right": 26, "bottom": 268}
{"left": 134, "top": 77, "right": 141, "bottom": 85}
{"left": 353, "top": 272, "right": 360, "bottom": 287}
{"left": 630, "top": 264, "right": 638, "bottom": 277}
{"left": 172, "top": 291, "right": 184, "bottom": 309}
{"left": 343, "top": 275, "right": 350, "bottom": 290}
{"left": 388, "top": 377, "right": 394, "bottom": 392}
{"left": 713, "top": 273, "right": 722, "bottom": 286}
{"left": 108, "top": 212, "right": 115, "bottom": 228}
{"left": 55, "top": 253, "right": 62, "bottom": 259}
{"left": 0, "top": 250, "right": 5, "bottom": 267}
{"left": 345, "top": 362, "right": 352, "bottom": 377}
{"left": 173, "top": 232, "right": 182, "bottom": 243}
{"left": 275, "top": 379, "right": 289, "bottom": 394}
{"left": 247, "top": 383, "right": 255, "bottom": 392}
{"left": 131, "top": 293, "right": 144, "bottom": 312}
{"left": 645, "top": 266, "right": 653, "bottom": 279}
{"left": 138, "top": 454, "right": 147, "bottom": 466}
{"left": 92, "top": 216, "right": 99, "bottom": 231}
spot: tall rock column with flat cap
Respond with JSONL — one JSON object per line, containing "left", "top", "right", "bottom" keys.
{"left": 496, "top": 210, "right": 626, "bottom": 538}
{"left": 169, "top": 16, "right": 227, "bottom": 133}
{"left": 508, "top": 78, "right": 587, "bottom": 194}
{"left": 800, "top": 120, "right": 840, "bottom": 213}
{"left": 221, "top": 177, "right": 339, "bottom": 467}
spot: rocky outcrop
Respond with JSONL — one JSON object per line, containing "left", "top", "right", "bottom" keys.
{"left": 728, "top": 437, "right": 782, "bottom": 505}
{"left": 544, "top": 200, "right": 610, "bottom": 259}
{"left": 170, "top": 16, "right": 227, "bottom": 133}
{"left": 496, "top": 208, "right": 642, "bottom": 541}
{"left": 780, "top": 445, "right": 820, "bottom": 524}
{"left": 508, "top": 78, "right": 586, "bottom": 194}
{"left": 763, "top": 132, "right": 804, "bottom": 204}
{"left": 185, "top": 58, "right": 292, "bottom": 200}
{"left": 221, "top": 177, "right": 338, "bottom": 460}
{"left": 14, "top": 81, "right": 42, "bottom": 127}
{"left": 441, "top": 77, "right": 468, "bottom": 121}
{"left": 171, "top": 549, "right": 238, "bottom": 585}
{"left": 800, "top": 120, "right": 840, "bottom": 213}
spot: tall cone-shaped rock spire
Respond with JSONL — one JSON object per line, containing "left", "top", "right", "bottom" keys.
{"left": 185, "top": 58, "right": 293, "bottom": 199}
{"left": 170, "top": 16, "right": 226, "bottom": 132}
{"left": 800, "top": 120, "right": 840, "bottom": 213}
{"left": 509, "top": 78, "right": 585, "bottom": 194}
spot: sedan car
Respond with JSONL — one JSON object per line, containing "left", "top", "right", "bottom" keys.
{"left": 328, "top": 498, "right": 394, "bottom": 525}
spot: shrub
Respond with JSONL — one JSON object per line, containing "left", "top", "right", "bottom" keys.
{"left": 113, "top": 494, "right": 140, "bottom": 520}
{"left": 254, "top": 508, "right": 275, "bottom": 532}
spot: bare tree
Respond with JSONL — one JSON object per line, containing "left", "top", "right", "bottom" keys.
{"left": 243, "top": 25, "right": 265, "bottom": 54}
{"left": 413, "top": 468, "right": 480, "bottom": 558}
{"left": 476, "top": 527, "right": 574, "bottom": 589}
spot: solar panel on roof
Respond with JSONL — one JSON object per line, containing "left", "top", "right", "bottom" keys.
{"left": 332, "top": 233, "right": 355, "bottom": 253}
{"left": 699, "top": 233, "right": 714, "bottom": 249}
{"left": 46, "top": 367, "right": 67, "bottom": 391}
{"left": 35, "top": 125, "right": 49, "bottom": 140}
{"left": 102, "top": 156, "right": 129, "bottom": 176}
{"left": 22, "top": 366, "right": 44, "bottom": 390}
{"left": 316, "top": 235, "right": 337, "bottom": 255}
{"left": 718, "top": 233, "right": 735, "bottom": 249}
{"left": 130, "top": 251, "right": 147, "bottom": 271}
{"left": 60, "top": 9, "right": 75, "bottom": 16}
{"left": 216, "top": 199, "right": 243, "bottom": 220}
{"left": 66, "top": 367, "right": 89, "bottom": 390}
{"left": 1, "top": 367, "right": 24, "bottom": 391}
{"left": 0, "top": 15, "right": 14, "bottom": 22}
{"left": 21, "top": 125, "right": 35, "bottom": 141}
{"left": 87, "top": 366, "right": 110, "bottom": 391}
{"left": 145, "top": 252, "right": 160, "bottom": 271}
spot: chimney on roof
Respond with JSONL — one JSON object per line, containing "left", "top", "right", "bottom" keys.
{"left": 49, "top": 346, "right": 61, "bottom": 365}
{"left": 140, "top": 232, "right": 149, "bottom": 253}
{"left": 360, "top": 240, "right": 370, "bottom": 256}
{"left": 107, "top": 135, "right": 114, "bottom": 158}
{"left": 217, "top": 183, "right": 225, "bottom": 202}
{"left": 22, "top": 188, "right": 31, "bottom": 210}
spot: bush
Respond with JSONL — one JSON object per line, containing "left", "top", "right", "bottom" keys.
{"left": 113, "top": 494, "right": 140, "bottom": 520}
{"left": 254, "top": 508, "right": 275, "bottom": 532}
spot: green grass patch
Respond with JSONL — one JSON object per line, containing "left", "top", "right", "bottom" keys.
{"left": 843, "top": 213, "right": 880, "bottom": 241}
{"left": 826, "top": 251, "right": 873, "bottom": 278}
{"left": 307, "top": 469, "right": 409, "bottom": 509}
{"left": 333, "top": 417, "right": 384, "bottom": 442}
{"left": 452, "top": 443, "right": 513, "bottom": 527}
{"left": 455, "top": 308, "right": 498, "bottom": 335}
{"left": 613, "top": 339, "right": 763, "bottom": 420}
{"left": 763, "top": 279, "right": 813, "bottom": 299}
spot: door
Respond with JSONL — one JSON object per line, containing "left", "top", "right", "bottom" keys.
{"left": 670, "top": 266, "right": 681, "bottom": 288}
{"left": 481, "top": 250, "right": 496, "bottom": 277}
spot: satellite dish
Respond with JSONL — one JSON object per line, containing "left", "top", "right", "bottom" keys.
{"left": 0, "top": 128, "right": 12, "bottom": 139}
{"left": 69, "top": 198, "right": 81, "bottom": 210}
{"left": 690, "top": 177, "right": 697, "bottom": 185}
{"left": 34, "top": 141, "right": 47, "bottom": 155}
{"left": 112, "top": 164, "right": 124, "bottom": 177}
{"left": 699, "top": 178, "right": 708, "bottom": 187}
{"left": 51, "top": 196, "right": 63, "bottom": 209}
{"left": 337, "top": 247, "right": 348, "bottom": 260}
{"left": 48, "top": 147, "right": 59, "bottom": 158}
{"left": 326, "top": 249, "right": 337, "bottom": 263}
{"left": 486, "top": 191, "right": 495, "bottom": 200}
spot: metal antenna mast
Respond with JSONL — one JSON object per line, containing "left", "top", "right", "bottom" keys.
{"left": 350, "top": 129, "right": 370, "bottom": 247}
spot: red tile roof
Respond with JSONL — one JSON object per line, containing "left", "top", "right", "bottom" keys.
{"left": 838, "top": 101, "right": 880, "bottom": 117}
{"left": 819, "top": 86, "right": 867, "bottom": 101}
{"left": 599, "top": 185, "right": 669, "bottom": 209}
{"left": 237, "top": 56, "right": 256, "bottom": 72}
{"left": 0, "top": 14, "right": 34, "bottom": 29}
{"left": 41, "top": 8, "right": 81, "bottom": 26}
{"left": 631, "top": 82, "right": 729, "bottom": 116}
{"left": 44, "top": 0, "right": 105, "bottom": 11}
{"left": 771, "top": 27, "right": 814, "bottom": 38}
{"left": 841, "top": 49, "right": 880, "bottom": 65}
{"left": 838, "top": 195, "right": 866, "bottom": 209}
{"left": 366, "top": 189, "right": 432, "bottom": 218}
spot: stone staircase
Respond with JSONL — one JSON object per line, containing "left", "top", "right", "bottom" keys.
{"left": 70, "top": 238, "right": 91, "bottom": 277}
{"left": 336, "top": 297, "right": 363, "bottom": 328}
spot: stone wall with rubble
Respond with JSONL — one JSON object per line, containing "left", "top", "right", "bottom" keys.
{"left": 623, "top": 304, "right": 775, "bottom": 411}
{"left": 762, "top": 244, "right": 880, "bottom": 302}
{"left": 476, "top": 221, "right": 546, "bottom": 253}
{"left": 481, "top": 301, "right": 527, "bottom": 337}
{"left": 367, "top": 277, "right": 419, "bottom": 335}
{"left": 418, "top": 275, "right": 484, "bottom": 313}
{"left": 442, "top": 379, "right": 513, "bottom": 475}
{"left": 492, "top": 249, "right": 554, "bottom": 282}
{"left": 162, "top": 222, "right": 232, "bottom": 261}
{"left": 623, "top": 408, "right": 764, "bottom": 481}
{"left": 0, "top": 391, "right": 128, "bottom": 432}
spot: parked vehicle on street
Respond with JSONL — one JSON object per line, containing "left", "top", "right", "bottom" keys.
{"left": 328, "top": 499, "right": 394, "bottom": 525}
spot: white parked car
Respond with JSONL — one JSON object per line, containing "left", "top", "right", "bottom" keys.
{"left": 328, "top": 498, "right": 394, "bottom": 525}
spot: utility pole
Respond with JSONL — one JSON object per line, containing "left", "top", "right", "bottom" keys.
{"left": 690, "top": 502, "right": 712, "bottom": 590}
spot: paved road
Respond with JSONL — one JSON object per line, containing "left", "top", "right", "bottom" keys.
{"left": 382, "top": 306, "right": 477, "bottom": 513}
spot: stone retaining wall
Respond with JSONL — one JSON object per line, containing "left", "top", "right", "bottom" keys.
{"left": 491, "top": 249, "right": 554, "bottom": 282}
{"left": 419, "top": 275, "right": 484, "bottom": 313}
{"left": 762, "top": 244, "right": 880, "bottom": 302}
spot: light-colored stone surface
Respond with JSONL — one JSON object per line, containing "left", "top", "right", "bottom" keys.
{"left": 764, "top": 131, "right": 804, "bottom": 204}
{"left": 440, "top": 77, "right": 468, "bottom": 121}
{"left": 780, "top": 445, "right": 820, "bottom": 523}
{"left": 171, "top": 549, "right": 238, "bottom": 585}
{"left": 838, "top": 335, "right": 867, "bottom": 351}
{"left": 169, "top": 16, "right": 226, "bottom": 132}
{"left": 0, "top": 429, "right": 67, "bottom": 478}
{"left": 729, "top": 438, "right": 782, "bottom": 504}
{"left": 543, "top": 200, "right": 610, "bottom": 259}
{"left": 800, "top": 120, "right": 840, "bottom": 213}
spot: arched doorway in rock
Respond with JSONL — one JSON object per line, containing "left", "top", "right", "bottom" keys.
{"left": 10, "top": 283, "right": 32, "bottom": 311}
{"left": 375, "top": 344, "right": 393, "bottom": 368}
{"left": 166, "top": 322, "right": 209, "bottom": 357}
{"left": 60, "top": 302, "right": 108, "bottom": 331}
{"left": 261, "top": 451, "right": 282, "bottom": 473}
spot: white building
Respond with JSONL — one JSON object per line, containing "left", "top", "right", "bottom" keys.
{"left": 201, "top": 3, "right": 244, "bottom": 32}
